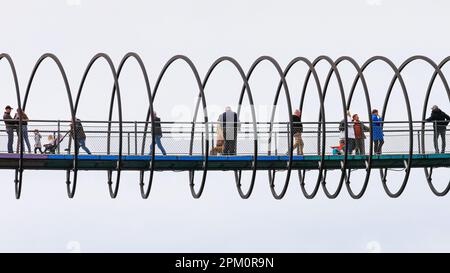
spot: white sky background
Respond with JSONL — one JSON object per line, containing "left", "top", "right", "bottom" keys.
{"left": 0, "top": 0, "right": 450, "bottom": 252}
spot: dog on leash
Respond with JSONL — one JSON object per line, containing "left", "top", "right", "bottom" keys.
{"left": 210, "top": 140, "right": 224, "bottom": 155}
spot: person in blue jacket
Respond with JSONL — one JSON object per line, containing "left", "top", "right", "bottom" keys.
{"left": 371, "top": 109, "right": 384, "bottom": 155}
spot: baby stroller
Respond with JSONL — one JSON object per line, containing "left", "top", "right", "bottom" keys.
{"left": 43, "top": 131, "right": 69, "bottom": 154}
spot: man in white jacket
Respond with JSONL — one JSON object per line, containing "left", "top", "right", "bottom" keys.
{"left": 339, "top": 111, "right": 356, "bottom": 155}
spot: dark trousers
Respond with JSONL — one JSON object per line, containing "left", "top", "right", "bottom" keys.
{"left": 433, "top": 129, "right": 446, "bottom": 153}
{"left": 16, "top": 125, "right": 32, "bottom": 153}
{"left": 34, "top": 147, "right": 43, "bottom": 154}
{"left": 345, "top": 138, "right": 355, "bottom": 154}
{"left": 374, "top": 140, "right": 384, "bottom": 155}
{"left": 223, "top": 140, "right": 237, "bottom": 155}
{"left": 6, "top": 127, "right": 14, "bottom": 153}
{"left": 354, "top": 138, "right": 365, "bottom": 155}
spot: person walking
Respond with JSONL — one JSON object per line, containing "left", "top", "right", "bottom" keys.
{"left": 352, "top": 114, "right": 370, "bottom": 155}
{"left": 3, "top": 105, "right": 16, "bottom": 153}
{"left": 291, "top": 109, "right": 304, "bottom": 155}
{"left": 219, "top": 106, "right": 240, "bottom": 155}
{"left": 70, "top": 118, "right": 92, "bottom": 155}
{"left": 14, "top": 108, "right": 32, "bottom": 153}
{"left": 426, "top": 105, "right": 450, "bottom": 153}
{"left": 34, "top": 129, "right": 43, "bottom": 154}
{"left": 149, "top": 112, "right": 167, "bottom": 155}
{"left": 371, "top": 109, "right": 384, "bottom": 155}
{"left": 339, "top": 110, "right": 356, "bottom": 155}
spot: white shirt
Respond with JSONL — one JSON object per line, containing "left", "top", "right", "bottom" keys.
{"left": 339, "top": 117, "right": 355, "bottom": 139}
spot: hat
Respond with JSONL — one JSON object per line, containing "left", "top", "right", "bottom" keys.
{"left": 5, "top": 105, "right": 12, "bottom": 110}
{"left": 431, "top": 105, "right": 439, "bottom": 111}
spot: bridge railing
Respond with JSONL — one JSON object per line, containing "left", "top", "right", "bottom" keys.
{"left": 0, "top": 119, "right": 447, "bottom": 156}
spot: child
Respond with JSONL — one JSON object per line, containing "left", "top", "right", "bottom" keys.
{"left": 34, "top": 129, "right": 43, "bottom": 154}
{"left": 43, "top": 135, "right": 56, "bottom": 154}
{"left": 331, "top": 139, "right": 345, "bottom": 155}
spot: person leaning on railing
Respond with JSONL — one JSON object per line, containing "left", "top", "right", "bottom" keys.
{"left": 426, "top": 105, "right": 450, "bottom": 154}
{"left": 3, "top": 105, "right": 16, "bottom": 153}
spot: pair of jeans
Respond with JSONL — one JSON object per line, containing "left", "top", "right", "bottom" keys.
{"left": 16, "top": 125, "right": 31, "bottom": 153}
{"left": 433, "top": 129, "right": 446, "bottom": 153}
{"left": 76, "top": 138, "right": 91, "bottom": 154}
{"left": 6, "top": 127, "right": 14, "bottom": 153}
{"left": 149, "top": 136, "right": 167, "bottom": 155}
{"left": 374, "top": 140, "right": 384, "bottom": 155}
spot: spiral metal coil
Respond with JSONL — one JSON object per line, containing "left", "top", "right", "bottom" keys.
{"left": 1, "top": 53, "right": 449, "bottom": 199}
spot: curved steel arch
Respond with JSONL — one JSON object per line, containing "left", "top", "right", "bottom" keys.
{"left": 1, "top": 53, "right": 449, "bottom": 199}
{"left": 268, "top": 57, "right": 325, "bottom": 199}
{"left": 294, "top": 57, "right": 327, "bottom": 199}
{"left": 74, "top": 53, "right": 123, "bottom": 199}
{"left": 150, "top": 55, "right": 209, "bottom": 199}
{"left": 355, "top": 56, "right": 413, "bottom": 198}
{"left": 22, "top": 53, "right": 77, "bottom": 198}
{"left": 422, "top": 57, "right": 450, "bottom": 196}
{"left": 191, "top": 56, "right": 259, "bottom": 199}
{"left": 303, "top": 56, "right": 348, "bottom": 199}
{"left": 299, "top": 56, "right": 348, "bottom": 199}
{"left": 242, "top": 56, "right": 294, "bottom": 200}
{"left": 0, "top": 53, "right": 23, "bottom": 199}
{"left": 334, "top": 56, "right": 374, "bottom": 199}
{"left": 393, "top": 56, "right": 450, "bottom": 196}
{"left": 113, "top": 52, "right": 155, "bottom": 199}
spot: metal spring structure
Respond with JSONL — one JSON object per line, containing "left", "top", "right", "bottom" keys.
{"left": 0, "top": 53, "right": 449, "bottom": 199}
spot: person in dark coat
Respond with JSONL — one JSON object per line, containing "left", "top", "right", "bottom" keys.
{"left": 219, "top": 106, "right": 240, "bottom": 155}
{"left": 426, "top": 105, "right": 450, "bottom": 153}
{"left": 70, "top": 118, "right": 92, "bottom": 155}
{"left": 371, "top": 109, "right": 384, "bottom": 155}
{"left": 14, "top": 108, "right": 32, "bottom": 153}
{"left": 290, "top": 109, "right": 304, "bottom": 155}
{"left": 149, "top": 112, "right": 167, "bottom": 155}
{"left": 3, "top": 105, "right": 16, "bottom": 153}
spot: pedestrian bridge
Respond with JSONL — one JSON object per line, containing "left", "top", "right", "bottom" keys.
{"left": 0, "top": 119, "right": 448, "bottom": 200}
{"left": 1, "top": 52, "right": 449, "bottom": 200}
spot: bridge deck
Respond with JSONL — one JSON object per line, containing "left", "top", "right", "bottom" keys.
{"left": 0, "top": 153, "right": 449, "bottom": 171}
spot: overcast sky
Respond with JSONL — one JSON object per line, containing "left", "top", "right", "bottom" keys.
{"left": 0, "top": 0, "right": 450, "bottom": 252}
